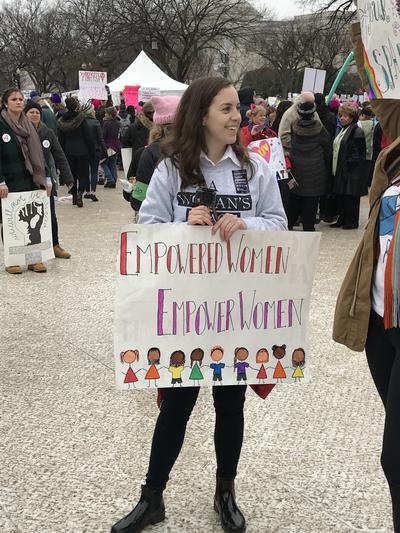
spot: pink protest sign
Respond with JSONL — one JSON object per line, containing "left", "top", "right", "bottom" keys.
{"left": 123, "top": 85, "right": 140, "bottom": 107}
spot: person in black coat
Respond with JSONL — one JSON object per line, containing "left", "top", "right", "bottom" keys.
{"left": 122, "top": 101, "right": 154, "bottom": 152}
{"left": 314, "top": 93, "right": 336, "bottom": 140}
{"left": 314, "top": 93, "right": 337, "bottom": 222}
{"left": 287, "top": 101, "right": 332, "bottom": 231}
{"left": 81, "top": 103, "right": 107, "bottom": 201}
{"left": 58, "top": 97, "right": 95, "bottom": 207}
{"left": 238, "top": 87, "right": 255, "bottom": 127}
{"left": 332, "top": 103, "right": 367, "bottom": 229}
{"left": 122, "top": 95, "right": 181, "bottom": 222}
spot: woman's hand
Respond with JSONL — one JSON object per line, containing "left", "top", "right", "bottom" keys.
{"left": 251, "top": 125, "right": 263, "bottom": 136}
{"left": 212, "top": 213, "right": 246, "bottom": 241}
{"left": 0, "top": 183, "right": 9, "bottom": 198}
{"left": 187, "top": 205, "right": 213, "bottom": 226}
{"left": 46, "top": 183, "right": 52, "bottom": 197}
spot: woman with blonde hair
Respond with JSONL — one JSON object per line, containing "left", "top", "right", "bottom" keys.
{"left": 240, "top": 104, "right": 276, "bottom": 146}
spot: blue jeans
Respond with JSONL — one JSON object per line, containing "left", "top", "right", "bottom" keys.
{"left": 88, "top": 156, "right": 100, "bottom": 192}
{"left": 102, "top": 154, "right": 118, "bottom": 184}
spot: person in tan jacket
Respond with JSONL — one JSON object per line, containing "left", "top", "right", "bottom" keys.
{"left": 333, "top": 22, "right": 400, "bottom": 533}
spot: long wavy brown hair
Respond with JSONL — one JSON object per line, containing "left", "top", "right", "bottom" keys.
{"left": 161, "top": 77, "right": 252, "bottom": 189}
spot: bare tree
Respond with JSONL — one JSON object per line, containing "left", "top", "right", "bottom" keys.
{"left": 303, "top": 0, "right": 356, "bottom": 21}
{"left": 61, "top": 0, "right": 136, "bottom": 80}
{"left": 109, "top": 0, "right": 268, "bottom": 82}
{"left": 253, "top": 11, "right": 353, "bottom": 97}
{"left": 302, "top": 12, "right": 353, "bottom": 86}
{"left": 254, "top": 17, "right": 315, "bottom": 97}
{"left": 0, "top": 0, "right": 80, "bottom": 92}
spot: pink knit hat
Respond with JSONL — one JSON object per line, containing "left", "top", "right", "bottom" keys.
{"left": 151, "top": 95, "right": 181, "bottom": 125}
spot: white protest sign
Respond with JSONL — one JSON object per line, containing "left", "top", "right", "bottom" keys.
{"left": 248, "top": 138, "right": 288, "bottom": 181}
{"left": 1, "top": 190, "right": 54, "bottom": 267}
{"left": 358, "top": 0, "right": 400, "bottom": 98}
{"left": 78, "top": 70, "right": 107, "bottom": 101}
{"left": 138, "top": 87, "right": 161, "bottom": 102}
{"left": 121, "top": 147, "right": 133, "bottom": 177}
{"left": 114, "top": 225, "right": 320, "bottom": 390}
{"left": 302, "top": 68, "right": 327, "bottom": 94}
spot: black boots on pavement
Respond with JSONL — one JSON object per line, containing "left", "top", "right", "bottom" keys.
{"left": 111, "top": 485, "right": 165, "bottom": 533}
{"left": 111, "top": 478, "right": 245, "bottom": 533}
{"left": 214, "top": 478, "right": 246, "bottom": 533}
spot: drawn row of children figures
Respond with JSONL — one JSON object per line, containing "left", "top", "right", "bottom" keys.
{"left": 119, "top": 344, "right": 306, "bottom": 388}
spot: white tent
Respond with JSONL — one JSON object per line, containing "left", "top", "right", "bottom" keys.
{"left": 108, "top": 51, "right": 188, "bottom": 95}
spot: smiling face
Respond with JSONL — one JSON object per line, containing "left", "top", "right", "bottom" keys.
{"left": 292, "top": 348, "right": 305, "bottom": 366}
{"left": 170, "top": 350, "right": 185, "bottom": 365}
{"left": 256, "top": 348, "right": 269, "bottom": 363}
{"left": 202, "top": 85, "right": 241, "bottom": 153}
{"left": 272, "top": 345, "right": 286, "bottom": 360}
{"left": 26, "top": 108, "right": 41, "bottom": 126}
{"left": 147, "top": 348, "right": 160, "bottom": 364}
{"left": 121, "top": 349, "right": 138, "bottom": 364}
{"left": 211, "top": 346, "right": 224, "bottom": 362}
{"left": 235, "top": 347, "right": 249, "bottom": 361}
{"left": 339, "top": 111, "right": 352, "bottom": 126}
{"left": 5, "top": 91, "right": 24, "bottom": 114}
{"left": 252, "top": 109, "right": 266, "bottom": 126}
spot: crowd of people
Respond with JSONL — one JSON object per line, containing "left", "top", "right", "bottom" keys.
{"left": 0, "top": 66, "right": 399, "bottom": 533}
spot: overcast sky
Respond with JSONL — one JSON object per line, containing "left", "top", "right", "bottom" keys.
{"left": 253, "top": 0, "right": 305, "bottom": 18}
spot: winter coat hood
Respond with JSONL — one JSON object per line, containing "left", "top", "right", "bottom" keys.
{"left": 238, "top": 87, "right": 254, "bottom": 106}
{"left": 292, "top": 118, "right": 323, "bottom": 136}
{"left": 137, "top": 111, "right": 153, "bottom": 131}
{"left": 58, "top": 111, "right": 86, "bottom": 131}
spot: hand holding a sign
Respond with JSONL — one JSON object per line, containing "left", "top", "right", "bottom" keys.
{"left": 187, "top": 205, "right": 213, "bottom": 226}
{"left": 0, "top": 183, "right": 8, "bottom": 198}
{"left": 212, "top": 213, "right": 246, "bottom": 241}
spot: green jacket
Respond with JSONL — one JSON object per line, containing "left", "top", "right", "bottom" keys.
{"left": 41, "top": 106, "right": 58, "bottom": 133}
{"left": 0, "top": 117, "right": 35, "bottom": 192}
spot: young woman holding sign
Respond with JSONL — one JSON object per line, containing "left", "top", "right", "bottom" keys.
{"left": 111, "top": 77, "right": 287, "bottom": 533}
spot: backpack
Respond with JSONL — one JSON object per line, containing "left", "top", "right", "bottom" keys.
{"left": 118, "top": 113, "right": 131, "bottom": 138}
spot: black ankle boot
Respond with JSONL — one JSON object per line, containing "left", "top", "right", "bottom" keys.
{"left": 111, "top": 485, "right": 165, "bottom": 533}
{"left": 214, "top": 478, "right": 246, "bottom": 533}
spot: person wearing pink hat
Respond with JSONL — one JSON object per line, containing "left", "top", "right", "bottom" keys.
{"left": 123, "top": 96, "right": 181, "bottom": 220}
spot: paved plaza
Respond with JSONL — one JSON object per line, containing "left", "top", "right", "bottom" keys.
{"left": 0, "top": 184, "right": 393, "bottom": 533}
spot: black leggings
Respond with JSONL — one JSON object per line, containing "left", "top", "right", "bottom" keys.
{"left": 365, "top": 311, "right": 400, "bottom": 532}
{"left": 67, "top": 154, "right": 90, "bottom": 194}
{"left": 146, "top": 385, "right": 246, "bottom": 488}
{"left": 287, "top": 194, "right": 319, "bottom": 231}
